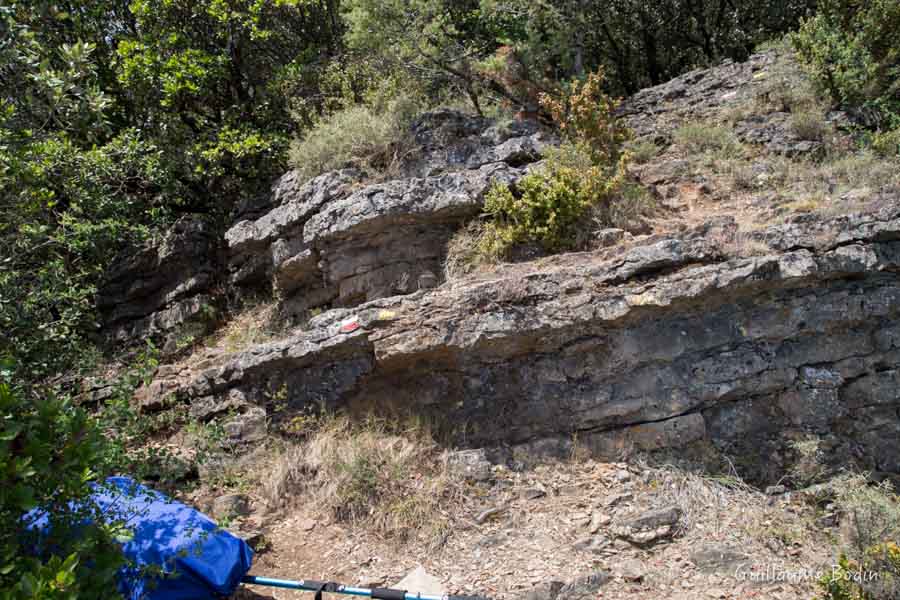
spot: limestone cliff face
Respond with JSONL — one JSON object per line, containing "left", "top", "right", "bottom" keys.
{"left": 139, "top": 205, "right": 900, "bottom": 483}
{"left": 105, "top": 53, "right": 900, "bottom": 484}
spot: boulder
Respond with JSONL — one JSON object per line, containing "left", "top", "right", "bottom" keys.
{"left": 212, "top": 494, "right": 251, "bottom": 519}
{"left": 612, "top": 506, "right": 683, "bottom": 546}
{"left": 557, "top": 572, "right": 609, "bottom": 600}
{"left": 392, "top": 566, "right": 444, "bottom": 597}
{"left": 446, "top": 449, "right": 493, "bottom": 482}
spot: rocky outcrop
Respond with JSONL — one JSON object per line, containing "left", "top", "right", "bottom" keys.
{"left": 148, "top": 204, "right": 900, "bottom": 483}
{"left": 98, "top": 111, "right": 550, "bottom": 346}
{"left": 225, "top": 110, "right": 552, "bottom": 320}
{"left": 98, "top": 215, "right": 221, "bottom": 352}
{"left": 619, "top": 51, "right": 843, "bottom": 155}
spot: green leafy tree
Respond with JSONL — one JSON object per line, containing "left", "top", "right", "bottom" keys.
{"left": 0, "top": 0, "right": 343, "bottom": 383}
{"left": 344, "top": 0, "right": 533, "bottom": 113}
{"left": 0, "top": 374, "right": 126, "bottom": 599}
{"left": 480, "top": 0, "right": 817, "bottom": 95}
{"left": 117, "top": 0, "right": 341, "bottom": 209}
{"left": 793, "top": 0, "right": 900, "bottom": 133}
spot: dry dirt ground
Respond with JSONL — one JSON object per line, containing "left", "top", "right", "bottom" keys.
{"left": 227, "top": 458, "right": 838, "bottom": 600}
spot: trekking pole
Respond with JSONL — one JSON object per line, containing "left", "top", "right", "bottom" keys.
{"left": 241, "top": 576, "right": 489, "bottom": 600}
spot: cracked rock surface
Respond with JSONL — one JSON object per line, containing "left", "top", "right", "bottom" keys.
{"left": 148, "top": 204, "right": 900, "bottom": 483}
{"left": 224, "top": 110, "right": 552, "bottom": 319}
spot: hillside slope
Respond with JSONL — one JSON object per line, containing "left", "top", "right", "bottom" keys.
{"left": 98, "top": 49, "right": 900, "bottom": 600}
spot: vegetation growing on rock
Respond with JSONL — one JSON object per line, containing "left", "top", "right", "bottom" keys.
{"left": 4, "top": 2, "right": 900, "bottom": 598}
{"left": 481, "top": 70, "right": 632, "bottom": 255}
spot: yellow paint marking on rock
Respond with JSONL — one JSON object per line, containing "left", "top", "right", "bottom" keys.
{"left": 626, "top": 292, "right": 664, "bottom": 306}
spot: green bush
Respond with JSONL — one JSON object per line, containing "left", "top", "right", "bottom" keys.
{"left": 482, "top": 141, "right": 629, "bottom": 254}
{"left": 817, "top": 545, "right": 900, "bottom": 600}
{"left": 871, "top": 129, "right": 900, "bottom": 158}
{"left": 792, "top": 0, "right": 900, "bottom": 131}
{"left": 816, "top": 476, "right": 900, "bottom": 599}
{"left": 0, "top": 129, "right": 167, "bottom": 382}
{"left": 479, "top": 69, "right": 631, "bottom": 256}
{"left": 628, "top": 139, "right": 662, "bottom": 164}
{"left": 0, "top": 377, "right": 125, "bottom": 598}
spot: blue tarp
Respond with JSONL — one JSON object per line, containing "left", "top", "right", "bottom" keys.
{"left": 68, "top": 476, "right": 253, "bottom": 599}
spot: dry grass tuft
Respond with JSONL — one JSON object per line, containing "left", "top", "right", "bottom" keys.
{"left": 790, "top": 109, "right": 830, "bottom": 141}
{"left": 262, "top": 416, "right": 460, "bottom": 543}
{"left": 288, "top": 95, "right": 423, "bottom": 184}
{"left": 645, "top": 464, "right": 765, "bottom": 537}
{"left": 596, "top": 180, "right": 657, "bottom": 234}
{"left": 673, "top": 123, "right": 743, "bottom": 158}
{"left": 643, "top": 462, "right": 815, "bottom": 550}
{"left": 216, "top": 301, "right": 280, "bottom": 353}
{"left": 710, "top": 228, "right": 772, "bottom": 258}
{"left": 444, "top": 220, "right": 500, "bottom": 280}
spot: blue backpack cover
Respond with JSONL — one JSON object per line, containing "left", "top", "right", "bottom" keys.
{"left": 84, "top": 476, "right": 253, "bottom": 599}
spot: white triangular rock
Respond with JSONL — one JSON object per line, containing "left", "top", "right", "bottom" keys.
{"left": 393, "top": 565, "right": 445, "bottom": 596}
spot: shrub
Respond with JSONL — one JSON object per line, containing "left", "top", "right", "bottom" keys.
{"left": 792, "top": 0, "right": 900, "bottom": 130}
{"left": 816, "top": 475, "right": 900, "bottom": 599}
{"left": 836, "top": 477, "right": 900, "bottom": 557}
{"left": 818, "top": 546, "right": 900, "bottom": 600}
{"left": 872, "top": 129, "right": 900, "bottom": 158}
{"left": 791, "top": 109, "right": 831, "bottom": 141}
{"left": 479, "top": 68, "right": 631, "bottom": 256}
{"left": 288, "top": 94, "right": 423, "bottom": 183}
{"left": 754, "top": 45, "right": 823, "bottom": 114}
{"left": 539, "top": 68, "right": 631, "bottom": 165}
{"left": 628, "top": 138, "right": 662, "bottom": 164}
{"left": 788, "top": 436, "right": 828, "bottom": 486}
{"left": 0, "top": 377, "right": 125, "bottom": 598}
{"left": 482, "top": 142, "right": 628, "bottom": 254}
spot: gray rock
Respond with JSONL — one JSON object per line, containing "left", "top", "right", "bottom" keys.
{"left": 392, "top": 566, "right": 444, "bottom": 597}
{"left": 223, "top": 407, "right": 267, "bottom": 445}
{"left": 615, "top": 558, "right": 646, "bottom": 582}
{"left": 475, "top": 506, "right": 506, "bottom": 524}
{"left": 613, "top": 506, "right": 682, "bottom": 546}
{"left": 97, "top": 215, "right": 220, "bottom": 347}
{"left": 522, "top": 581, "right": 564, "bottom": 600}
{"left": 213, "top": 494, "right": 250, "bottom": 519}
{"left": 589, "top": 512, "right": 611, "bottom": 533}
{"left": 690, "top": 543, "right": 751, "bottom": 573}
{"left": 133, "top": 379, "right": 179, "bottom": 412}
{"left": 146, "top": 204, "right": 900, "bottom": 484}
{"left": 521, "top": 487, "right": 547, "bottom": 500}
{"left": 229, "top": 528, "right": 266, "bottom": 551}
{"left": 557, "top": 572, "right": 610, "bottom": 600}
{"left": 595, "top": 228, "right": 626, "bottom": 247}
{"left": 223, "top": 111, "right": 546, "bottom": 319}
{"left": 446, "top": 449, "right": 493, "bottom": 482}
